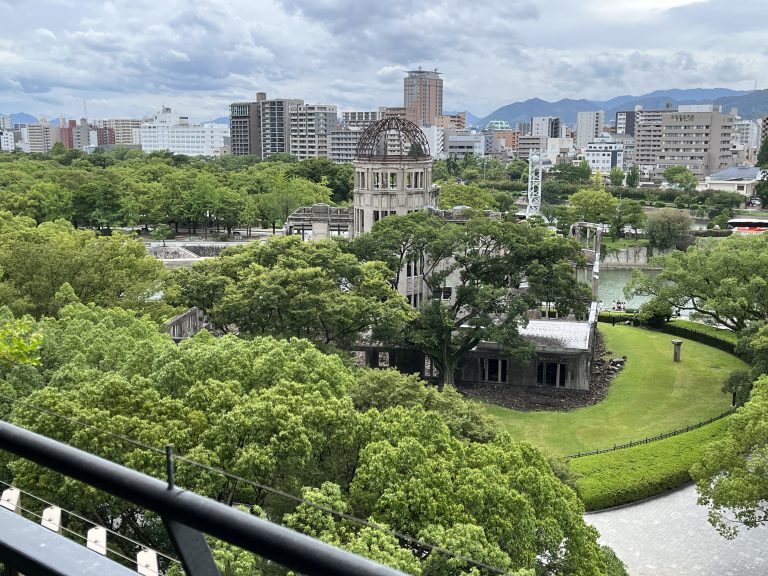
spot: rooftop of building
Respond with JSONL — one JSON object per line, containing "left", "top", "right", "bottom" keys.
{"left": 708, "top": 165, "right": 764, "bottom": 181}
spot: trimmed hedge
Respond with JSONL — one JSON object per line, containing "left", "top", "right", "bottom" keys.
{"left": 692, "top": 229, "right": 733, "bottom": 237}
{"left": 597, "top": 311, "right": 638, "bottom": 325}
{"left": 571, "top": 418, "right": 729, "bottom": 511}
{"left": 661, "top": 319, "right": 737, "bottom": 354}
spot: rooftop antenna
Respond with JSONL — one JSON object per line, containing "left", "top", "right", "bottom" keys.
{"left": 83, "top": 99, "right": 88, "bottom": 120}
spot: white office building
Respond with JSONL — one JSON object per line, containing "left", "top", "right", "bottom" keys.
{"left": 139, "top": 107, "right": 229, "bottom": 156}
{"left": 420, "top": 125, "right": 444, "bottom": 159}
{"left": 0, "top": 130, "right": 15, "bottom": 152}
{"left": 0, "top": 115, "right": 12, "bottom": 131}
{"left": 443, "top": 129, "right": 484, "bottom": 159}
{"left": 584, "top": 137, "right": 624, "bottom": 175}
{"left": 733, "top": 119, "right": 760, "bottom": 149}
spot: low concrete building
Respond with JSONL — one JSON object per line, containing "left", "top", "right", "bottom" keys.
{"left": 701, "top": 165, "right": 765, "bottom": 198}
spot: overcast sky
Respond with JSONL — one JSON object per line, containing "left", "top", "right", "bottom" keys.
{"left": 0, "top": 0, "right": 764, "bottom": 121}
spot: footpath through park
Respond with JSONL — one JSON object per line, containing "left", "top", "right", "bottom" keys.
{"left": 585, "top": 484, "right": 768, "bottom": 575}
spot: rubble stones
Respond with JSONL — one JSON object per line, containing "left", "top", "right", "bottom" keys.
{"left": 459, "top": 332, "right": 624, "bottom": 412}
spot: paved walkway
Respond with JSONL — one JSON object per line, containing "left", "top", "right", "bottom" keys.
{"left": 586, "top": 484, "right": 768, "bottom": 575}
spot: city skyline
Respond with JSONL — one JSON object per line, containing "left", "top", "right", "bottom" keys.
{"left": 0, "top": 0, "right": 765, "bottom": 121}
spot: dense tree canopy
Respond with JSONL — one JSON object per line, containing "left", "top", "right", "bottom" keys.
{"left": 0, "top": 304, "right": 625, "bottom": 575}
{"left": 626, "top": 234, "right": 768, "bottom": 331}
{"left": 0, "top": 212, "right": 166, "bottom": 318}
{"left": 692, "top": 374, "right": 768, "bottom": 538}
{"left": 168, "top": 235, "right": 414, "bottom": 349}
{"left": 0, "top": 150, "right": 336, "bottom": 233}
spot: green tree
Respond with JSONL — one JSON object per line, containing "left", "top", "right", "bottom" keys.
{"left": 568, "top": 188, "right": 619, "bottom": 224}
{"left": 175, "top": 236, "right": 414, "bottom": 348}
{"left": 663, "top": 166, "right": 698, "bottom": 192}
{"left": 614, "top": 199, "right": 646, "bottom": 240}
{"left": 625, "top": 234, "right": 768, "bottom": 331}
{"left": 0, "top": 312, "right": 42, "bottom": 370}
{"left": 757, "top": 136, "right": 768, "bottom": 167}
{"left": 286, "top": 157, "right": 354, "bottom": 203}
{"left": 150, "top": 223, "right": 174, "bottom": 246}
{"left": 0, "top": 214, "right": 165, "bottom": 317}
{"left": 643, "top": 208, "right": 692, "bottom": 250}
{"left": 609, "top": 167, "right": 625, "bottom": 187}
{"left": 692, "top": 374, "right": 768, "bottom": 538}
{"left": 626, "top": 164, "right": 640, "bottom": 188}
{"left": 354, "top": 214, "right": 588, "bottom": 387}
{"left": 437, "top": 182, "right": 499, "bottom": 210}
{"left": 754, "top": 178, "right": 768, "bottom": 209}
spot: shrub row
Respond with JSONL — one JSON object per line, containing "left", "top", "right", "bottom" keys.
{"left": 692, "top": 229, "right": 733, "bottom": 237}
{"left": 661, "top": 319, "right": 737, "bottom": 354}
{"left": 571, "top": 418, "right": 729, "bottom": 511}
{"left": 597, "top": 312, "right": 638, "bottom": 325}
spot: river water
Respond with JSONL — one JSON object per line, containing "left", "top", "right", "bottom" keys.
{"left": 597, "top": 269, "right": 655, "bottom": 310}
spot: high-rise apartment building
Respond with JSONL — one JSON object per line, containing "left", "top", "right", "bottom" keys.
{"left": 289, "top": 103, "right": 338, "bottom": 160}
{"left": 656, "top": 105, "right": 736, "bottom": 179}
{"left": 433, "top": 112, "right": 466, "bottom": 130}
{"left": 342, "top": 111, "right": 380, "bottom": 128}
{"left": 27, "top": 120, "right": 61, "bottom": 153}
{"left": 632, "top": 108, "right": 665, "bottom": 171}
{"left": 329, "top": 126, "right": 365, "bottom": 163}
{"left": 260, "top": 98, "right": 304, "bottom": 158}
{"left": 229, "top": 93, "right": 265, "bottom": 156}
{"left": 615, "top": 111, "right": 636, "bottom": 136}
{"left": 517, "top": 135, "right": 547, "bottom": 160}
{"left": 0, "top": 115, "right": 11, "bottom": 131}
{"left": 531, "top": 116, "right": 561, "bottom": 139}
{"left": 94, "top": 119, "right": 143, "bottom": 146}
{"left": 60, "top": 118, "right": 96, "bottom": 150}
{"left": 733, "top": 119, "right": 760, "bottom": 149}
{"left": 404, "top": 68, "right": 443, "bottom": 126}
{"left": 576, "top": 111, "right": 605, "bottom": 150}
{"left": 761, "top": 116, "right": 768, "bottom": 147}
{"left": 0, "top": 130, "right": 15, "bottom": 152}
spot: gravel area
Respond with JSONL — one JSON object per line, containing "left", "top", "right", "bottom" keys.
{"left": 459, "top": 331, "right": 626, "bottom": 412}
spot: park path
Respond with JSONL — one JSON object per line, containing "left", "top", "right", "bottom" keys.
{"left": 585, "top": 484, "right": 768, "bottom": 575}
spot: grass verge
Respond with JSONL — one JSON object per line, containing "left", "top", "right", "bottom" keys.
{"left": 484, "top": 325, "right": 745, "bottom": 456}
{"left": 571, "top": 418, "right": 729, "bottom": 511}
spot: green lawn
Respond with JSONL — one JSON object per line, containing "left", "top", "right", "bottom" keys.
{"left": 484, "top": 325, "right": 745, "bottom": 456}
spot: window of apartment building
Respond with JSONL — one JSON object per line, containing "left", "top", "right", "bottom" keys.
{"left": 536, "top": 362, "right": 567, "bottom": 387}
{"left": 389, "top": 173, "right": 398, "bottom": 189}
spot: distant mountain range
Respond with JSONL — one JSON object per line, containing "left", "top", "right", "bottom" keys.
{"left": 7, "top": 88, "right": 768, "bottom": 131}
{"left": 472, "top": 88, "right": 768, "bottom": 128}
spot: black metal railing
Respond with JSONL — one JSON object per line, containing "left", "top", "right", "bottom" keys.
{"left": 566, "top": 405, "right": 739, "bottom": 459}
{"left": 0, "top": 419, "right": 406, "bottom": 576}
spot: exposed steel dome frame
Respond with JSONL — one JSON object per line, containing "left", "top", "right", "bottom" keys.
{"left": 355, "top": 117, "right": 431, "bottom": 161}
